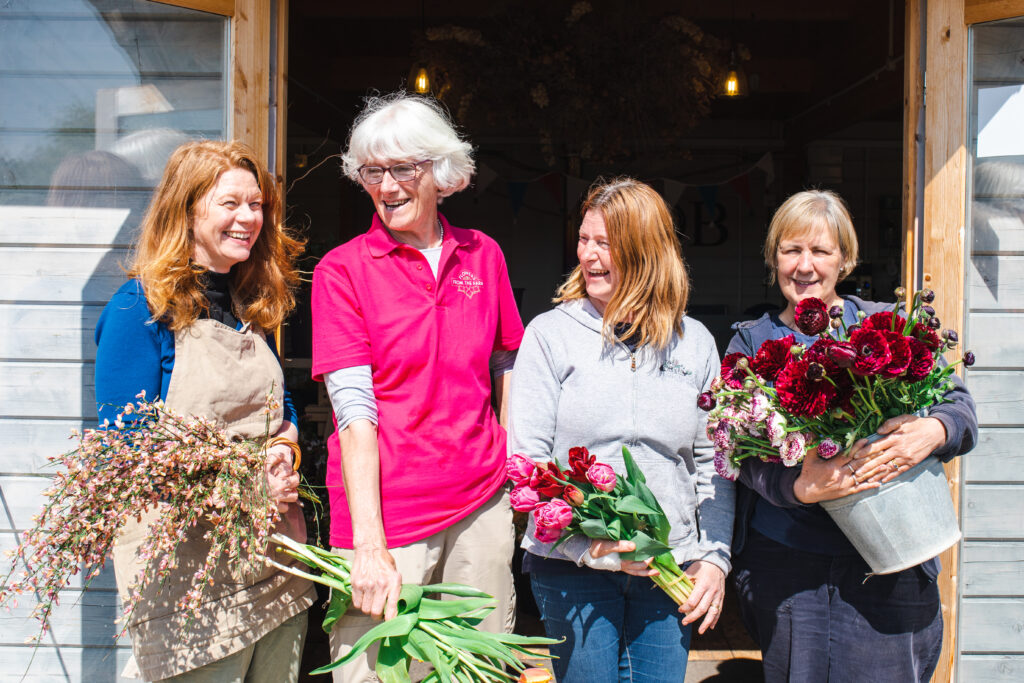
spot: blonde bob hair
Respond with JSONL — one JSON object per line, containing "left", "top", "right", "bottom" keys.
{"left": 341, "top": 92, "right": 474, "bottom": 196}
{"left": 555, "top": 178, "right": 690, "bottom": 350}
{"left": 128, "top": 140, "right": 304, "bottom": 331}
{"left": 764, "top": 189, "right": 859, "bottom": 284}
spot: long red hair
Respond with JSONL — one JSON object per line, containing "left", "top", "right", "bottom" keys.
{"left": 128, "top": 140, "right": 304, "bottom": 331}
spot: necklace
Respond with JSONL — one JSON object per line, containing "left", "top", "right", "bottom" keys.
{"left": 436, "top": 218, "right": 444, "bottom": 246}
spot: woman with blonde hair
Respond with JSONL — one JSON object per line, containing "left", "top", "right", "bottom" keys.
{"left": 94, "top": 140, "right": 315, "bottom": 682}
{"left": 510, "top": 178, "right": 734, "bottom": 682}
{"left": 727, "top": 189, "right": 977, "bottom": 681}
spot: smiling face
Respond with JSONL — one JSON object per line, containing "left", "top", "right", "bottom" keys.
{"left": 361, "top": 158, "right": 441, "bottom": 242}
{"left": 191, "top": 167, "right": 263, "bottom": 273}
{"left": 776, "top": 223, "right": 845, "bottom": 312}
{"left": 577, "top": 209, "right": 619, "bottom": 314}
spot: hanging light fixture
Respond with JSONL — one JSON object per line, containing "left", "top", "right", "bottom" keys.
{"left": 721, "top": 50, "right": 749, "bottom": 98}
{"left": 409, "top": 64, "right": 431, "bottom": 95}
{"left": 720, "top": 1, "right": 749, "bottom": 99}
{"left": 408, "top": 0, "right": 431, "bottom": 95}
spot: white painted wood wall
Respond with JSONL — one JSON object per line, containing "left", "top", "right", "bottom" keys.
{"left": 0, "top": 205, "right": 137, "bottom": 681}
{"left": 959, "top": 168, "right": 1024, "bottom": 680}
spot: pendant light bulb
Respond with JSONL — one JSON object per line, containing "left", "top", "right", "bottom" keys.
{"left": 412, "top": 66, "right": 430, "bottom": 95}
{"left": 720, "top": 51, "right": 748, "bottom": 98}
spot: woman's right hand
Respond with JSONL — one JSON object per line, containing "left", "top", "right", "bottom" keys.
{"left": 792, "top": 445, "right": 883, "bottom": 504}
{"left": 350, "top": 546, "right": 403, "bottom": 620}
{"left": 585, "top": 539, "right": 657, "bottom": 577}
{"left": 265, "top": 448, "right": 300, "bottom": 512}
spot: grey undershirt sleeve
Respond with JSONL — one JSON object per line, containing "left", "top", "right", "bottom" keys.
{"left": 325, "top": 365, "right": 377, "bottom": 431}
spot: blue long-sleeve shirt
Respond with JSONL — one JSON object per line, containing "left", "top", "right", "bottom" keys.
{"left": 94, "top": 278, "right": 297, "bottom": 426}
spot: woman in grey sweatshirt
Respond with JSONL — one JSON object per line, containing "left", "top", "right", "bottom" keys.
{"left": 510, "top": 178, "right": 734, "bottom": 683}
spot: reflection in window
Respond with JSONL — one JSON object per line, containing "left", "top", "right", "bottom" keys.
{"left": 0, "top": 0, "right": 228, "bottom": 214}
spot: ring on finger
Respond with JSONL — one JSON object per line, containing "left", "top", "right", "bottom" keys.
{"left": 845, "top": 462, "right": 856, "bottom": 475}
{"left": 708, "top": 604, "right": 720, "bottom": 613}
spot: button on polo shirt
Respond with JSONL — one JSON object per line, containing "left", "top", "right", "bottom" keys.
{"left": 311, "top": 213, "right": 524, "bottom": 547}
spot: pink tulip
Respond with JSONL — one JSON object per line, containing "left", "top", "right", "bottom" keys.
{"left": 506, "top": 453, "right": 537, "bottom": 484}
{"left": 534, "top": 524, "right": 563, "bottom": 543}
{"left": 586, "top": 463, "right": 617, "bottom": 492}
{"left": 533, "top": 499, "right": 573, "bottom": 543}
{"left": 510, "top": 484, "right": 541, "bottom": 512}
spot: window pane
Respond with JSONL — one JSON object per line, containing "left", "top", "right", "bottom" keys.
{"left": 0, "top": 0, "right": 228, "bottom": 213}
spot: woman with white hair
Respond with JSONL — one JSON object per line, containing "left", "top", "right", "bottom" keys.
{"left": 311, "top": 92, "right": 524, "bottom": 682}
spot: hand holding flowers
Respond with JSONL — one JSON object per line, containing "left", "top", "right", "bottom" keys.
{"left": 507, "top": 447, "right": 697, "bottom": 609}
{"left": 701, "top": 289, "right": 974, "bottom": 484}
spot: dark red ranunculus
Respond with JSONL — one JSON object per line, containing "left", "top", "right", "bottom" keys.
{"left": 863, "top": 310, "right": 907, "bottom": 333}
{"left": 721, "top": 352, "right": 752, "bottom": 389}
{"left": 697, "top": 391, "right": 716, "bottom": 411}
{"left": 775, "top": 358, "right": 839, "bottom": 417}
{"left": 882, "top": 331, "right": 912, "bottom": 378}
{"left": 849, "top": 328, "right": 892, "bottom": 376}
{"left": 794, "top": 298, "right": 830, "bottom": 336}
{"left": 826, "top": 341, "right": 857, "bottom": 368}
{"left": 567, "top": 446, "right": 596, "bottom": 483}
{"left": 530, "top": 462, "right": 566, "bottom": 498}
{"left": 903, "top": 338, "right": 935, "bottom": 381}
{"left": 911, "top": 322, "right": 942, "bottom": 351}
{"left": 751, "top": 335, "right": 796, "bottom": 382}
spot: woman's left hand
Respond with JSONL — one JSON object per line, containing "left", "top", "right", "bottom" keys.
{"left": 851, "top": 415, "right": 947, "bottom": 483}
{"left": 265, "top": 445, "right": 299, "bottom": 512}
{"left": 679, "top": 560, "right": 726, "bottom": 634}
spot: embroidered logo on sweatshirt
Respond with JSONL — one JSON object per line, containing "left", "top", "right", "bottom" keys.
{"left": 451, "top": 269, "right": 484, "bottom": 299}
{"left": 660, "top": 360, "right": 692, "bottom": 376}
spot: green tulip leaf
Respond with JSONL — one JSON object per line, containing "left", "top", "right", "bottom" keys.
{"left": 580, "top": 517, "right": 610, "bottom": 538}
{"left": 310, "top": 614, "right": 419, "bottom": 674}
{"left": 605, "top": 517, "right": 623, "bottom": 540}
{"left": 406, "top": 628, "right": 451, "bottom": 680}
{"left": 619, "top": 530, "right": 672, "bottom": 561}
{"left": 374, "top": 637, "right": 410, "bottom": 683}
{"left": 396, "top": 584, "right": 424, "bottom": 614}
{"left": 613, "top": 494, "right": 660, "bottom": 516}
{"left": 622, "top": 446, "right": 647, "bottom": 485}
{"left": 416, "top": 596, "right": 496, "bottom": 620}
{"left": 321, "top": 587, "right": 352, "bottom": 634}
{"left": 419, "top": 583, "right": 493, "bottom": 599}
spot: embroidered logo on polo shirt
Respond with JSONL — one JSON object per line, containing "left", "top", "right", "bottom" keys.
{"left": 451, "top": 269, "right": 484, "bottom": 299}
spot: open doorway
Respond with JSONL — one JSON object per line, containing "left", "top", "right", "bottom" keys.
{"left": 281, "top": 1, "right": 907, "bottom": 679}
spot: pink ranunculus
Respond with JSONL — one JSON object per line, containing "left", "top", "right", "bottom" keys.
{"left": 509, "top": 484, "right": 541, "bottom": 512}
{"left": 586, "top": 463, "right": 617, "bottom": 492}
{"left": 506, "top": 453, "right": 537, "bottom": 484}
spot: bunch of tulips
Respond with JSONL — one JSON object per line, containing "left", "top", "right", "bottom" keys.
{"left": 267, "top": 534, "right": 558, "bottom": 682}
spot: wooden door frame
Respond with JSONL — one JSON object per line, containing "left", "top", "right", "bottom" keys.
{"left": 906, "top": 1, "right": 1024, "bottom": 681}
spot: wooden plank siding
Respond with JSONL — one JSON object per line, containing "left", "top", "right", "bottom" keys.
{"left": 960, "top": 8, "right": 1024, "bottom": 678}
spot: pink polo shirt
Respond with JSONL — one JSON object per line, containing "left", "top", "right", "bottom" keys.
{"left": 311, "top": 213, "right": 524, "bottom": 548}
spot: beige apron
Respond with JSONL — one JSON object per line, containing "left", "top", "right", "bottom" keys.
{"left": 112, "top": 318, "right": 315, "bottom": 681}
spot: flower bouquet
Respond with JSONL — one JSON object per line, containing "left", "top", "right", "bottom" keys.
{"left": 267, "top": 534, "right": 558, "bottom": 682}
{"left": 700, "top": 289, "right": 974, "bottom": 572}
{"left": 507, "top": 446, "right": 695, "bottom": 605}
{"left": 0, "top": 394, "right": 290, "bottom": 640}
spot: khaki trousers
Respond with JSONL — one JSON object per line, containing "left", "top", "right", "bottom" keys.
{"left": 328, "top": 488, "right": 515, "bottom": 682}
{"left": 158, "top": 611, "right": 307, "bottom": 683}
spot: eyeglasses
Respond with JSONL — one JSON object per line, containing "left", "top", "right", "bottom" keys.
{"left": 357, "top": 160, "right": 431, "bottom": 184}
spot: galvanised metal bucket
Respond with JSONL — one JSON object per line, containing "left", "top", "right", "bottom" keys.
{"left": 820, "top": 454, "right": 961, "bottom": 575}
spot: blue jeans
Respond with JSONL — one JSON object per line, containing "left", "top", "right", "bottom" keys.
{"left": 733, "top": 529, "right": 943, "bottom": 683}
{"left": 530, "top": 568, "right": 691, "bottom": 683}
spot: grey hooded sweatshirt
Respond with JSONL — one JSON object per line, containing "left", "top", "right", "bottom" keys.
{"left": 510, "top": 298, "right": 734, "bottom": 574}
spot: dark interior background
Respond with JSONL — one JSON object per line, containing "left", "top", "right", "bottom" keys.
{"left": 282, "top": 0, "right": 907, "bottom": 673}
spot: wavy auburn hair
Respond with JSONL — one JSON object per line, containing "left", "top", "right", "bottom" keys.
{"left": 128, "top": 140, "right": 303, "bottom": 331}
{"left": 555, "top": 178, "right": 690, "bottom": 350}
